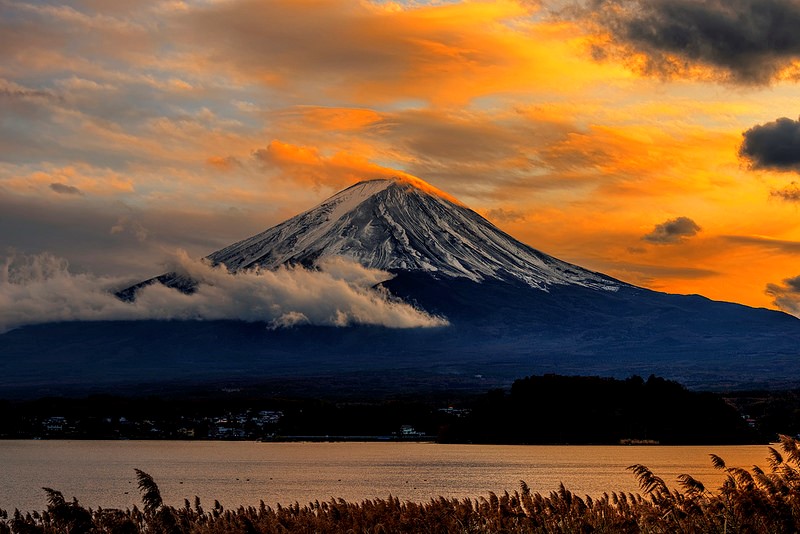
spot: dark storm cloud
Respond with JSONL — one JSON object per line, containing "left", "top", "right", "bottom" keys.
{"left": 584, "top": 259, "right": 719, "bottom": 288}
{"left": 642, "top": 216, "right": 701, "bottom": 244}
{"left": 772, "top": 182, "right": 800, "bottom": 201}
{"left": 0, "top": 86, "right": 56, "bottom": 100}
{"left": 583, "top": 0, "right": 800, "bottom": 84}
{"left": 49, "top": 182, "right": 82, "bottom": 195}
{"left": 627, "top": 264, "right": 718, "bottom": 280}
{"left": 766, "top": 274, "right": 800, "bottom": 315}
{"left": 740, "top": 117, "right": 800, "bottom": 171}
{"left": 723, "top": 235, "right": 800, "bottom": 253}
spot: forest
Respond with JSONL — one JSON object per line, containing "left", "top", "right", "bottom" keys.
{"left": 440, "top": 374, "right": 759, "bottom": 444}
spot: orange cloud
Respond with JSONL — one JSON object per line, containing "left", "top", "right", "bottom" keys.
{"left": 178, "top": 0, "right": 627, "bottom": 105}
{"left": 538, "top": 123, "right": 742, "bottom": 197}
{"left": 253, "top": 139, "right": 415, "bottom": 190}
{"left": 490, "top": 205, "right": 797, "bottom": 311}
{"left": 5, "top": 0, "right": 800, "bottom": 317}
{"left": 206, "top": 156, "right": 241, "bottom": 171}
{"left": 294, "top": 107, "right": 385, "bottom": 132}
{"left": 572, "top": 0, "right": 800, "bottom": 85}
{"left": 2, "top": 164, "right": 135, "bottom": 198}
{"left": 249, "top": 139, "right": 463, "bottom": 204}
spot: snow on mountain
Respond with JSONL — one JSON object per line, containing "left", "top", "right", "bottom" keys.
{"left": 205, "top": 177, "right": 622, "bottom": 292}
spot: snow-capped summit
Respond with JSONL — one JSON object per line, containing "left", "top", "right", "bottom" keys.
{"left": 205, "top": 176, "right": 621, "bottom": 292}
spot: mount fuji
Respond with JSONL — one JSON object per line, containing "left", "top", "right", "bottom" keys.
{"left": 2, "top": 177, "right": 800, "bottom": 397}
{"left": 119, "top": 177, "right": 622, "bottom": 299}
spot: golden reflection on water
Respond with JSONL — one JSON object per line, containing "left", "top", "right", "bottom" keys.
{"left": 0, "top": 441, "right": 771, "bottom": 512}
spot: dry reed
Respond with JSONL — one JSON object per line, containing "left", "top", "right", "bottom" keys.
{"left": 6, "top": 437, "right": 800, "bottom": 533}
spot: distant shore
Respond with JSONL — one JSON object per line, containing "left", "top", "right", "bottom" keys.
{"left": 2, "top": 373, "right": 781, "bottom": 445}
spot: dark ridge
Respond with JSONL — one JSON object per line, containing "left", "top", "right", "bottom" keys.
{"left": 114, "top": 272, "right": 198, "bottom": 302}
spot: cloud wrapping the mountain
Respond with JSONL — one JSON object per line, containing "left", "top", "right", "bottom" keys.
{"left": 740, "top": 117, "right": 800, "bottom": 171}
{"left": 0, "top": 251, "right": 447, "bottom": 333}
{"left": 766, "top": 275, "right": 800, "bottom": 316}
{"left": 642, "top": 216, "right": 701, "bottom": 244}
{"left": 581, "top": 0, "right": 800, "bottom": 84}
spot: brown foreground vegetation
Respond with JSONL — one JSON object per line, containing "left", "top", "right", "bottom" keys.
{"left": 6, "top": 437, "right": 800, "bottom": 533}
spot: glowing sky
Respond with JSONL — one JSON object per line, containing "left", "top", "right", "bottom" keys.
{"left": 2, "top": 0, "right": 800, "bottom": 315}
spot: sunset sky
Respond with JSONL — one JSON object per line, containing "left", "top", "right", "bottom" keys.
{"left": 2, "top": 0, "right": 800, "bottom": 316}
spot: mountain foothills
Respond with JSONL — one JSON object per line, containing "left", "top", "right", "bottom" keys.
{"left": 2, "top": 177, "right": 800, "bottom": 397}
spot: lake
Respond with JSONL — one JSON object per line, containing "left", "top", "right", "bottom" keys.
{"left": 0, "top": 440, "right": 773, "bottom": 513}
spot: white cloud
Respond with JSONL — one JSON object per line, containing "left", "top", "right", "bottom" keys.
{"left": 0, "top": 250, "right": 448, "bottom": 333}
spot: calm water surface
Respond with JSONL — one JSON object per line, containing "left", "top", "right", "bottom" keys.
{"left": 0, "top": 441, "right": 772, "bottom": 512}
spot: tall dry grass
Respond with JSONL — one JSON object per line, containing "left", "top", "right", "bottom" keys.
{"left": 6, "top": 437, "right": 800, "bottom": 533}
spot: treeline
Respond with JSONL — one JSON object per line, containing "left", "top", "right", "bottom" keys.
{"left": 441, "top": 374, "right": 758, "bottom": 444}
{"left": 7, "top": 437, "right": 800, "bottom": 533}
{"left": 727, "top": 388, "right": 800, "bottom": 439}
{"left": 0, "top": 374, "right": 773, "bottom": 443}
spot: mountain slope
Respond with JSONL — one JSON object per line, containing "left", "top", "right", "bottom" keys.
{"left": 3, "top": 176, "right": 800, "bottom": 397}
{"left": 131, "top": 177, "right": 622, "bottom": 295}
